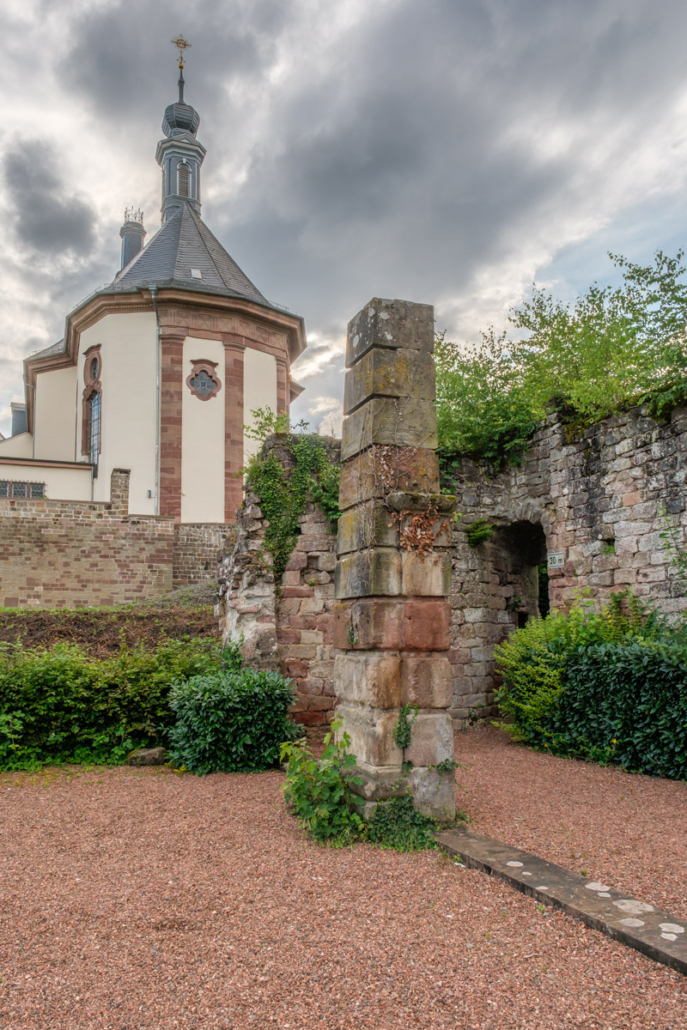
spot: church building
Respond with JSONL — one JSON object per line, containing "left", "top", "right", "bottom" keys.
{"left": 0, "top": 54, "right": 306, "bottom": 525}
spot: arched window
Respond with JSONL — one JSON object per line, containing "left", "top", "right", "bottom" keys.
{"left": 178, "top": 162, "right": 190, "bottom": 197}
{"left": 81, "top": 345, "right": 102, "bottom": 465}
{"left": 88, "top": 391, "right": 101, "bottom": 466}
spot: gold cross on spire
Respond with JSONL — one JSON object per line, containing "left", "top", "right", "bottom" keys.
{"left": 171, "top": 35, "right": 191, "bottom": 70}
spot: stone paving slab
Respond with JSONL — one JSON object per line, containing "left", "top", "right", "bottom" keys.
{"left": 436, "top": 826, "right": 687, "bottom": 976}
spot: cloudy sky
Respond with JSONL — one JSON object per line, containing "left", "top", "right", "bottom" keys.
{"left": 2, "top": 0, "right": 687, "bottom": 437}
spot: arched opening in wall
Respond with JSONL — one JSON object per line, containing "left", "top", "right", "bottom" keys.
{"left": 496, "top": 520, "right": 548, "bottom": 623}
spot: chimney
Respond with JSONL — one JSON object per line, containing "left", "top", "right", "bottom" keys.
{"left": 119, "top": 208, "right": 146, "bottom": 269}
{"left": 10, "top": 402, "right": 27, "bottom": 437}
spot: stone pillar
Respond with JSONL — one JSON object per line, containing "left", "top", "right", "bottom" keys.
{"left": 333, "top": 298, "right": 455, "bottom": 821}
{"left": 109, "top": 468, "right": 130, "bottom": 516}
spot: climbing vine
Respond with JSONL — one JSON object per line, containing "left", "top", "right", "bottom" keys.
{"left": 244, "top": 408, "right": 341, "bottom": 588}
{"left": 393, "top": 704, "right": 419, "bottom": 749}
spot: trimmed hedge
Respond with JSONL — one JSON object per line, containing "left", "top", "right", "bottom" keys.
{"left": 0, "top": 639, "right": 229, "bottom": 770}
{"left": 168, "top": 669, "right": 298, "bottom": 773}
{"left": 495, "top": 595, "right": 687, "bottom": 780}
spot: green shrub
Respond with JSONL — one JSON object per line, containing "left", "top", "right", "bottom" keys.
{"left": 366, "top": 794, "right": 440, "bottom": 852}
{"left": 168, "top": 668, "right": 298, "bottom": 774}
{"left": 0, "top": 639, "right": 228, "bottom": 770}
{"left": 281, "top": 722, "right": 365, "bottom": 844}
{"left": 281, "top": 720, "right": 458, "bottom": 849}
{"left": 465, "top": 519, "right": 495, "bottom": 547}
{"left": 495, "top": 594, "right": 687, "bottom": 778}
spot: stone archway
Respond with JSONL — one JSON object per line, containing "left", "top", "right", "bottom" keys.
{"left": 448, "top": 515, "right": 549, "bottom": 727}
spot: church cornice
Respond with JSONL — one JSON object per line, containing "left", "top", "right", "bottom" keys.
{"left": 23, "top": 287, "right": 307, "bottom": 433}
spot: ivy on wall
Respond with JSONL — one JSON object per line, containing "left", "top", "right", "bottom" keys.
{"left": 244, "top": 409, "right": 341, "bottom": 588}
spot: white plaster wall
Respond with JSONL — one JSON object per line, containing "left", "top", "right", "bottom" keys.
{"left": 78, "top": 312, "right": 157, "bottom": 514}
{"left": 34, "top": 366, "right": 78, "bottom": 460}
{"left": 243, "top": 348, "right": 277, "bottom": 464}
{"left": 181, "top": 336, "right": 225, "bottom": 523}
{"left": 0, "top": 462, "right": 92, "bottom": 500}
{"left": 0, "top": 433, "right": 33, "bottom": 458}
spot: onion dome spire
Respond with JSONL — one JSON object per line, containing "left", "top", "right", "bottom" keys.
{"left": 156, "top": 36, "right": 206, "bottom": 222}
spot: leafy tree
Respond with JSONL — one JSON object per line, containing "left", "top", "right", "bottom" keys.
{"left": 436, "top": 250, "right": 687, "bottom": 471}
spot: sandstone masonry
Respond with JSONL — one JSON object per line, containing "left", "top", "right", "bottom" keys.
{"left": 0, "top": 469, "right": 175, "bottom": 607}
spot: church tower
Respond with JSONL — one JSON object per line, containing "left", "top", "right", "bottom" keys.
{"left": 11, "top": 40, "right": 306, "bottom": 525}
{"left": 156, "top": 44, "right": 205, "bottom": 221}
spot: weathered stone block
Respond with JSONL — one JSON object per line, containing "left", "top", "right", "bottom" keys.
{"left": 333, "top": 598, "right": 451, "bottom": 651}
{"left": 346, "top": 297, "right": 434, "bottom": 367}
{"left": 401, "top": 551, "right": 452, "bottom": 596}
{"left": 336, "top": 704, "right": 402, "bottom": 766}
{"left": 403, "top": 713, "right": 453, "bottom": 767}
{"left": 407, "top": 767, "right": 456, "bottom": 822}
{"left": 335, "top": 548, "right": 402, "bottom": 598}
{"left": 337, "top": 502, "right": 399, "bottom": 554}
{"left": 334, "top": 653, "right": 402, "bottom": 708}
{"left": 401, "top": 655, "right": 452, "bottom": 708}
{"left": 127, "top": 747, "right": 166, "bottom": 767}
{"left": 343, "top": 347, "right": 436, "bottom": 415}
{"left": 339, "top": 447, "right": 440, "bottom": 509}
{"left": 341, "top": 397, "right": 438, "bottom": 461}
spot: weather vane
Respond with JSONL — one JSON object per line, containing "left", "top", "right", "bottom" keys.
{"left": 171, "top": 34, "right": 191, "bottom": 71}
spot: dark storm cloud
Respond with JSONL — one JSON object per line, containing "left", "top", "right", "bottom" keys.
{"left": 60, "top": 0, "right": 291, "bottom": 130}
{"left": 3, "top": 0, "right": 687, "bottom": 435}
{"left": 4, "top": 140, "right": 97, "bottom": 255}
{"left": 217, "top": 0, "right": 687, "bottom": 336}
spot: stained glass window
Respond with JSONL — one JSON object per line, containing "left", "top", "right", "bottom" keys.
{"left": 190, "top": 370, "right": 217, "bottom": 399}
{"left": 89, "top": 391, "right": 101, "bottom": 465}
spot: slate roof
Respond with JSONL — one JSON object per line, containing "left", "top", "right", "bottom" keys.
{"left": 104, "top": 202, "right": 273, "bottom": 308}
{"left": 28, "top": 339, "right": 66, "bottom": 360}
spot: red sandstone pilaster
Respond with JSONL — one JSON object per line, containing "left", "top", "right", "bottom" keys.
{"left": 159, "top": 333, "right": 185, "bottom": 521}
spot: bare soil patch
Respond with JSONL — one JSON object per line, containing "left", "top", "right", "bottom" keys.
{"left": 0, "top": 761, "right": 685, "bottom": 1029}
{"left": 0, "top": 587, "right": 218, "bottom": 657}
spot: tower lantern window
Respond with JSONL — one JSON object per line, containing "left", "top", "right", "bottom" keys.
{"left": 178, "top": 162, "right": 190, "bottom": 197}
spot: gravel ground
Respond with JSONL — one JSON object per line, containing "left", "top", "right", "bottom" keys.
{"left": 0, "top": 752, "right": 686, "bottom": 1030}
{"left": 457, "top": 725, "right": 687, "bottom": 921}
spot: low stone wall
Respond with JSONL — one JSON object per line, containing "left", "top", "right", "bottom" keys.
{"left": 173, "top": 523, "right": 233, "bottom": 588}
{"left": 0, "top": 470, "right": 175, "bottom": 607}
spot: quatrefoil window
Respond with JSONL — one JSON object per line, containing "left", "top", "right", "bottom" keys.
{"left": 186, "top": 359, "right": 222, "bottom": 401}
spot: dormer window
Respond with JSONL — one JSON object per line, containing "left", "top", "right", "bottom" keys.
{"left": 178, "top": 162, "right": 190, "bottom": 197}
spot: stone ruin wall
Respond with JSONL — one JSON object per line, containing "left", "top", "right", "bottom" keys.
{"left": 217, "top": 438, "right": 340, "bottom": 729}
{"left": 449, "top": 402, "right": 687, "bottom": 723}
{"left": 218, "top": 402, "right": 687, "bottom": 729}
